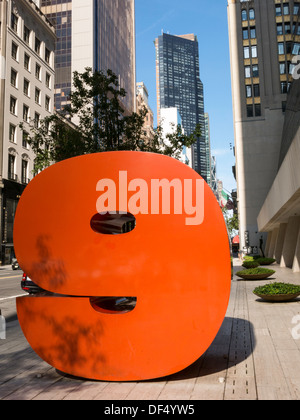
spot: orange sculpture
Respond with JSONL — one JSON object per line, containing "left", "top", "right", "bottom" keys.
{"left": 15, "top": 152, "right": 231, "bottom": 381}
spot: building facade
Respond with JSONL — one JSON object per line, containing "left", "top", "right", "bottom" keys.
{"left": 0, "top": 0, "right": 55, "bottom": 264}
{"left": 204, "top": 113, "right": 212, "bottom": 187}
{"left": 41, "top": 0, "right": 136, "bottom": 113}
{"left": 160, "top": 107, "right": 192, "bottom": 167}
{"left": 227, "top": 0, "right": 300, "bottom": 252}
{"left": 155, "top": 33, "right": 207, "bottom": 180}
{"left": 258, "top": 78, "right": 300, "bottom": 272}
{"left": 136, "top": 82, "right": 154, "bottom": 143}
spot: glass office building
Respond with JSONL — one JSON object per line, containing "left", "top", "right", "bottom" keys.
{"left": 41, "top": 0, "right": 136, "bottom": 113}
{"left": 155, "top": 33, "right": 207, "bottom": 179}
{"left": 41, "top": 0, "right": 72, "bottom": 111}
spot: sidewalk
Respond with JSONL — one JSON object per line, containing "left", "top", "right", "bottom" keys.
{"left": 1, "top": 258, "right": 300, "bottom": 400}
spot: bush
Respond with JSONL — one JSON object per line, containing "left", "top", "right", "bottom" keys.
{"left": 242, "top": 261, "right": 260, "bottom": 269}
{"left": 236, "top": 267, "right": 276, "bottom": 280}
{"left": 255, "top": 258, "right": 276, "bottom": 266}
{"left": 237, "top": 267, "right": 275, "bottom": 276}
{"left": 253, "top": 283, "right": 300, "bottom": 296}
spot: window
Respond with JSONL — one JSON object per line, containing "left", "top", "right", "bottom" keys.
{"left": 24, "top": 26, "right": 30, "bottom": 44}
{"left": 283, "top": 3, "right": 290, "bottom": 15}
{"left": 246, "top": 85, "right": 252, "bottom": 98}
{"left": 34, "top": 112, "right": 40, "bottom": 128}
{"left": 275, "top": 5, "right": 282, "bottom": 16}
{"left": 251, "top": 45, "right": 258, "bottom": 58}
{"left": 23, "top": 79, "right": 30, "bottom": 96}
{"left": 242, "top": 10, "right": 247, "bottom": 21}
{"left": 247, "top": 105, "right": 253, "bottom": 118}
{"left": 24, "top": 53, "right": 30, "bottom": 71}
{"left": 23, "top": 105, "right": 29, "bottom": 122}
{"left": 22, "top": 131, "right": 29, "bottom": 148}
{"left": 285, "top": 23, "right": 291, "bottom": 34}
{"left": 35, "top": 37, "right": 41, "bottom": 55}
{"left": 46, "top": 73, "right": 51, "bottom": 89}
{"left": 292, "top": 43, "right": 300, "bottom": 55}
{"left": 35, "top": 63, "right": 41, "bottom": 80}
{"left": 11, "top": 13, "right": 18, "bottom": 33}
{"left": 279, "top": 62, "right": 286, "bottom": 74}
{"left": 11, "top": 42, "right": 18, "bottom": 60}
{"left": 45, "top": 96, "right": 50, "bottom": 111}
{"left": 277, "top": 24, "right": 283, "bottom": 35}
{"left": 9, "top": 124, "right": 16, "bottom": 143}
{"left": 8, "top": 154, "right": 16, "bottom": 181}
{"left": 249, "top": 9, "right": 255, "bottom": 20}
{"left": 254, "top": 104, "right": 261, "bottom": 117}
{"left": 22, "top": 160, "right": 28, "bottom": 184}
{"left": 10, "top": 69, "right": 17, "bottom": 87}
{"left": 281, "top": 81, "right": 288, "bottom": 93}
{"left": 252, "top": 65, "right": 259, "bottom": 77}
{"left": 245, "top": 66, "right": 251, "bottom": 78}
{"left": 250, "top": 27, "right": 256, "bottom": 39}
{"left": 45, "top": 48, "right": 51, "bottom": 64}
{"left": 35, "top": 88, "right": 40, "bottom": 104}
{"left": 278, "top": 43, "right": 285, "bottom": 55}
{"left": 243, "top": 29, "right": 249, "bottom": 40}
{"left": 244, "top": 46, "right": 250, "bottom": 59}
{"left": 294, "top": 3, "right": 300, "bottom": 15}
{"left": 10, "top": 96, "right": 17, "bottom": 115}
{"left": 253, "top": 84, "right": 260, "bottom": 97}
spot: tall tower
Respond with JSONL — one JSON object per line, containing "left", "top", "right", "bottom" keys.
{"left": 155, "top": 33, "right": 207, "bottom": 179}
{"left": 41, "top": 0, "right": 136, "bottom": 113}
{"left": 227, "top": 0, "right": 300, "bottom": 251}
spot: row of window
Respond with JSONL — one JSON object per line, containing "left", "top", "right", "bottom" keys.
{"left": 277, "top": 21, "right": 300, "bottom": 35}
{"left": 11, "top": 12, "right": 52, "bottom": 67}
{"left": 243, "top": 26, "right": 257, "bottom": 40}
{"left": 8, "top": 153, "right": 30, "bottom": 185}
{"left": 278, "top": 41, "right": 300, "bottom": 55}
{"left": 11, "top": 42, "right": 52, "bottom": 89}
{"left": 9, "top": 124, "right": 29, "bottom": 149}
{"left": 242, "top": 8, "right": 255, "bottom": 21}
{"left": 11, "top": 73, "right": 51, "bottom": 113}
{"left": 275, "top": 3, "right": 300, "bottom": 17}
{"left": 245, "top": 64, "right": 259, "bottom": 78}
{"left": 246, "top": 84, "right": 260, "bottom": 98}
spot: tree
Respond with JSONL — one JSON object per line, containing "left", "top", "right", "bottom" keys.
{"left": 222, "top": 207, "right": 239, "bottom": 238}
{"left": 21, "top": 68, "right": 201, "bottom": 174}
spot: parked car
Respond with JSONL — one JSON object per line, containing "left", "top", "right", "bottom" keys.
{"left": 12, "top": 258, "right": 20, "bottom": 270}
{"left": 21, "top": 273, "right": 47, "bottom": 295}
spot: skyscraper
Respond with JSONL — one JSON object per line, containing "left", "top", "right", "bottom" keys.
{"left": 227, "top": 0, "right": 300, "bottom": 252}
{"left": 41, "top": 0, "right": 136, "bottom": 113}
{"left": 155, "top": 33, "right": 207, "bottom": 179}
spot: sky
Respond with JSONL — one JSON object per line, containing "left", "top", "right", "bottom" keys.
{"left": 135, "top": 0, "right": 237, "bottom": 194}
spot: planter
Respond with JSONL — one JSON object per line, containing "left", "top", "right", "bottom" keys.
{"left": 253, "top": 283, "right": 300, "bottom": 302}
{"left": 236, "top": 268, "right": 275, "bottom": 280}
{"left": 253, "top": 292, "right": 300, "bottom": 302}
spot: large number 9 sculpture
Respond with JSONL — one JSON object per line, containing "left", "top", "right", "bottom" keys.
{"left": 14, "top": 152, "right": 231, "bottom": 382}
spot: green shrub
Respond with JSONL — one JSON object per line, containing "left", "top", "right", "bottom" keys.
{"left": 256, "top": 258, "right": 276, "bottom": 265}
{"left": 242, "top": 261, "right": 260, "bottom": 269}
{"left": 253, "top": 283, "right": 300, "bottom": 296}
{"left": 237, "top": 267, "right": 275, "bottom": 276}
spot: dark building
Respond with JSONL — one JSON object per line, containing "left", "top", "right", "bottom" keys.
{"left": 155, "top": 33, "right": 207, "bottom": 179}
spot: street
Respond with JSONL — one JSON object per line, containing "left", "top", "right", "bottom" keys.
{"left": 1, "top": 260, "right": 300, "bottom": 400}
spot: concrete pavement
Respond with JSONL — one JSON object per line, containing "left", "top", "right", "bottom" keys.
{"left": 1, "top": 258, "right": 300, "bottom": 400}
